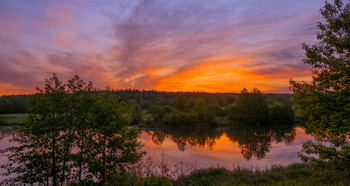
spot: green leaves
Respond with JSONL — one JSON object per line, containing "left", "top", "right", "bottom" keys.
{"left": 291, "top": 0, "right": 350, "bottom": 169}
{"left": 228, "top": 88, "right": 270, "bottom": 124}
{"left": 1, "top": 74, "right": 144, "bottom": 185}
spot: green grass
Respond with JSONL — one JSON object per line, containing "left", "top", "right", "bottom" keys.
{"left": 174, "top": 163, "right": 350, "bottom": 186}
{"left": 101, "top": 163, "right": 350, "bottom": 185}
{"left": 0, "top": 113, "right": 27, "bottom": 125}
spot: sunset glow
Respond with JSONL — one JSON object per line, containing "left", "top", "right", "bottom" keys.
{"left": 139, "top": 127, "right": 313, "bottom": 172}
{"left": 0, "top": 0, "right": 323, "bottom": 95}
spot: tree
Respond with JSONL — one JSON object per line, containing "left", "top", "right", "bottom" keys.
{"left": 174, "top": 94, "right": 186, "bottom": 111}
{"left": 85, "top": 90, "right": 144, "bottom": 184}
{"left": 0, "top": 74, "right": 144, "bottom": 185}
{"left": 0, "top": 74, "right": 68, "bottom": 185}
{"left": 228, "top": 88, "right": 269, "bottom": 124}
{"left": 290, "top": 0, "right": 350, "bottom": 169}
{"left": 269, "top": 101, "right": 295, "bottom": 124}
{"left": 128, "top": 100, "right": 143, "bottom": 125}
{"left": 148, "top": 105, "right": 165, "bottom": 122}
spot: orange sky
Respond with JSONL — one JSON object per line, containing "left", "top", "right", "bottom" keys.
{"left": 0, "top": 0, "right": 323, "bottom": 95}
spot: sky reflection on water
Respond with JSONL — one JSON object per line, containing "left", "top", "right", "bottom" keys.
{"left": 0, "top": 126, "right": 313, "bottom": 178}
{"left": 139, "top": 127, "right": 313, "bottom": 173}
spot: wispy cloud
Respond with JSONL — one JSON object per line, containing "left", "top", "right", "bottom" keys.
{"left": 0, "top": 0, "right": 324, "bottom": 95}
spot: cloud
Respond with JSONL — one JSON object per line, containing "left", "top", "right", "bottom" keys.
{"left": 107, "top": 0, "right": 321, "bottom": 92}
{"left": 0, "top": 0, "right": 325, "bottom": 95}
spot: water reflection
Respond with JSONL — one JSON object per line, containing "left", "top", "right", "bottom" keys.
{"left": 144, "top": 127, "right": 223, "bottom": 152}
{"left": 0, "top": 124, "right": 313, "bottom": 176}
{"left": 143, "top": 122, "right": 297, "bottom": 161}
{"left": 226, "top": 123, "right": 296, "bottom": 160}
{"left": 0, "top": 126, "right": 19, "bottom": 149}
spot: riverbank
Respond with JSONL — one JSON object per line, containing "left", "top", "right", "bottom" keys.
{"left": 0, "top": 113, "right": 27, "bottom": 125}
{"left": 105, "top": 163, "right": 349, "bottom": 185}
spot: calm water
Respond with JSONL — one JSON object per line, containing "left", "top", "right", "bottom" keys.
{"left": 139, "top": 126, "right": 313, "bottom": 175}
{"left": 0, "top": 125, "right": 313, "bottom": 179}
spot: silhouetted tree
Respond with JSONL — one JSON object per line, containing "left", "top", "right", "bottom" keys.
{"left": 148, "top": 105, "right": 165, "bottom": 122}
{"left": 228, "top": 88, "right": 269, "bottom": 124}
{"left": 0, "top": 74, "right": 144, "bottom": 185}
{"left": 290, "top": 0, "right": 350, "bottom": 169}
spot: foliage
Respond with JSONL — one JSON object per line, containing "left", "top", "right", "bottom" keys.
{"left": 228, "top": 88, "right": 269, "bottom": 124}
{"left": 149, "top": 105, "right": 166, "bottom": 122}
{"left": 175, "top": 163, "right": 350, "bottom": 185}
{"left": 290, "top": 0, "right": 350, "bottom": 169}
{"left": 0, "top": 87, "right": 295, "bottom": 128}
{"left": 85, "top": 90, "right": 144, "bottom": 184}
{"left": 269, "top": 101, "right": 295, "bottom": 124}
{"left": 0, "top": 95, "right": 30, "bottom": 114}
{"left": 0, "top": 74, "right": 144, "bottom": 185}
{"left": 128, "top": 100, "right": 143, "bottom": 125}
{"left": 98, "top": 162, "right": 349, "bottom": 185}
{"left": 174, "top": 94, "right": 186, "bottom": 111}
{"left": 227, "top": 88, "right": 292, "bottom": 125}
{"left": 175, "top": 163, "right": 350, "bottom": 186}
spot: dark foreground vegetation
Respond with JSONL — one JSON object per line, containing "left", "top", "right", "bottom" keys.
{"left": 81, "top": 163, "right": 350, "bottom": 185}
{"left": 1, "top": 75, "right": 144, "bottom": 185}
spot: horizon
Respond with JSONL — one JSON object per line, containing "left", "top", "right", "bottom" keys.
{"left": 0, "top": 0, "right": 325, "bottom": 95}
{"left": 0, "top": 88, "right": 294, "bottom": 97}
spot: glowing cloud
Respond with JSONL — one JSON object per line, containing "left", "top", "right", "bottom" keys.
{"left": 0, "top": 0, "right": 325, "bottom": 95}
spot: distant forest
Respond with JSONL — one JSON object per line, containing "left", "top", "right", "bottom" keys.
{"left": 0, "top": 90, "right": 292, "bottom": 114}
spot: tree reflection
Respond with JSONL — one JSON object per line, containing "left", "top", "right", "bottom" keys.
{"left": 226, "top": 122, "right": 296, "bottom": 160}
{"left": 144, "top": 126, "right": 223, "bottom": 152}
{"left": 145, "top": 130, "right": 167, "bottom": 145}
{"left": 143, "top": 122, "right": 296, "bottom": 160}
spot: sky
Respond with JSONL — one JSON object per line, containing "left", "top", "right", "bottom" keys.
{"left": 0, "top": 0, "right": 327, "bottom": 95}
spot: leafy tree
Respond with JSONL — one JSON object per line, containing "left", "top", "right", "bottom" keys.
{"left": 174, "top": 94, "right": 186, "bottom": 111}
{"left": 228, "top": 88, "right": 269, "bottom": 124}
{"left": 128, "top": 100, "right": 143, "bottom": 125}
{"left": 65, "top": 75, "right": 95, "bottom": 183}
{"left": 0, "top": 74, "right": 68, "bottom": 185}
{"left": 185, "top": 99, "right": 196, "bottom": 110}
{"left": 269, "top": 101, "right": 295, "bottom": 124}
{"left": 204, "top": 104, "right": 217, "bottom": 126}
{"left": 211, "top": 104, "right": 226, "bottom": 117}
{"left": 162, "top": 105, "right": 174, "bottom": 113}
{"left": 290, "top": 0, "right": 350, "bottom": 169}
{"left": 148, "top": 105, "right": 165, "bottom": 122}
{"left": 163, "top": 110, "right": 182, "bottom": 127}
{"left": 85, "top": 90, "right": 144, "bottom": 184}
{"left": 194, "top": 99, "right": 207, "bottom": 122}
{"left": 0, "top": 74, "right": 144, "bottom": 185}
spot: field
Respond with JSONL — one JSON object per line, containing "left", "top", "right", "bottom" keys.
{"left": 0, "top": 113, "right": 27, "bottom": 125}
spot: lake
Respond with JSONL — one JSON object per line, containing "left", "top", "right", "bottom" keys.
{"left": 0, "top": 125, "right": 313, "bottom": 180}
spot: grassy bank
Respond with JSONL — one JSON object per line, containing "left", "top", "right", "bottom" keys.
{"left": 105, "top": 163, "right": 350, "bottom": 186}
{"left": 0, "top": 113, "right": 27, "bottom": 125}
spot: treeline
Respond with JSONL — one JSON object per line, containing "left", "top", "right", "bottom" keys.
{"left": 227, "top": 88, "right": 295, "bottom": 125}
{"left": 0, "top": 89, "right": 295, "bottom": 128}
{"left": 127, "top": 88, "right": 295, "bottom": 127}
{"left": 0, "top": 90, "right": 291, "bottom": 114}
{"left": 0, "top": 95, "right": 30, "bottom": 113}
